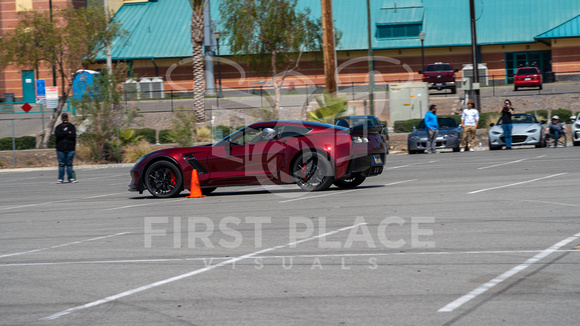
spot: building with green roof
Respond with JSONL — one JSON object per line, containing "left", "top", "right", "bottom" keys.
{"left": 90, "top": 0, "right": 580, "bottom": 91}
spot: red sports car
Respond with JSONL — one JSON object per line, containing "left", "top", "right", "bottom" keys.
{"left": 129, "top": 120, "right": 388, "bottom": 198}
{"left": 514, "top": 66, "right": 542, "bottom": 91}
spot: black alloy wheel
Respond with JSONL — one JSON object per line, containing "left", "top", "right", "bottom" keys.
{"left": 144, "top": 161, "right": 183, "bottom": 198}
{"left": 292, "top": 151, "right": 334, "bottom": 191}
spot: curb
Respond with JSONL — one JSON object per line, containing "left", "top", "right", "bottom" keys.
{"left": 0, "top": 163, "right": 134, "bottom": 173}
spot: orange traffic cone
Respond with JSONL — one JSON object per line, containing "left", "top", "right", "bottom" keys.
{"left": 186, "top": 169, "right": 206, "bottom": 198}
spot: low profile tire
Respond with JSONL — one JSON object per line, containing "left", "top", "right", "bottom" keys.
{"left": 489, "top": 141, "right": 501, "bottom": 150}
{"left": 539, "top": 84, "right": 543, "bottom": 90}
{"left": 574, "top": 141, "right": 580, "bottom": 147}
{"left": 451, "top": 87, "right": 457, "bottom": 94}
{"left": 292, "top": 151, "right": 334, "bottom": 191}
{"left": 144, "top": 161, "right": 183, "bottom": 198}
{"left": 453, "top": 147, "right": 460, "bottom": 152}
{"left": 514, "top": 86, "right": 518, "bottom": 91}
{"left": 201, "top": 187, "right": 217, "bottom": 195}
{"left": 333, "top": 175, "right": 367, "bottom": 189}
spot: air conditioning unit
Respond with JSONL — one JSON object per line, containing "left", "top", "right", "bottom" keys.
{"left": 122, "top": 79, "right": 140, "bottom": 100}
{"left": 139, "top": 77, "right": 153, "bottom": 99}
{"left": 462, "top": 63, "right": 489, "bottom": 86}
{"left": 151, "top": 77, "right": 165, "bottom": 99}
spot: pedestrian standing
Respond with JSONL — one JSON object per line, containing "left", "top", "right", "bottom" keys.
{"left": 498, "top": 99, "right": 514, "bottom": 149}
{"left": 424, "top": 104, "right": 439, "bottom": 154}
{"left": 55, "top": 113, "right": 77, "bottom": 183}
{"left": 460, "top": 100, "right": 480, "bottom": 152}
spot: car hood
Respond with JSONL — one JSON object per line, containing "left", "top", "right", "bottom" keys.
{"left": 409, "top": 128, "right": 461, "bottom": 137}
{"left": 490, "top": 123, "right": 542, "bottom": 133}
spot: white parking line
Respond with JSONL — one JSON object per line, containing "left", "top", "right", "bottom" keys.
{"left": 0, "top": 232, "right": 130, "bottom": 259}
{"left": 438, "top": 231, "right": 580, "bottom": 313}
{"left": 477, "top": 155, "right": 546, "bottom": 170}
{"left": 0, "top": 192, "right": 126, "bottom": 211}
{"left": 41, "top": 223, "right": 366, "bottom": 321}
{"left": 386, "top": 160, "right": 437, "bottom": 170}
{"left": 468, "top": 173, "right": 566, "bottom": 194}
{"left": 278, "top": 179, "right": 417, "bottom": 203}
{"left": 100, "top": 198, "right": 189, "bottom": 211}
{"left": 517, "top": 199, "right": 580, "bottom": 208}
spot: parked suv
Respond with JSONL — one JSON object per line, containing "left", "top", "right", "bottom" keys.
{"left": 421, "top": 62, "right": 457, "bottom": 94}
{"left": 514, "top": 66, "right": 542, "bottom": 91}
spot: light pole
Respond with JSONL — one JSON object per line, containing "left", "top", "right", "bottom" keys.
{"left": 419, "top": 31, "right": 425, "bottom": 72}
{"left": 214, "top": 31, "right": 223, "bottom": 98}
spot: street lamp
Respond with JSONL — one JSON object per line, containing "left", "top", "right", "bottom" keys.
{"left": 214, "top": 31, "right": 223, "bottom": 98}
{"left": 419, "top": 31, "right": 425, "bottom": 72}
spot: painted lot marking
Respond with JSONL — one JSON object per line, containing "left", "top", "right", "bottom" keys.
{"left": 518, "top": 199, "right": 580, "bottom": 208}
{"left": 100, "top": 198, "right": 188, "bottom": 211}
{"left": 0, "top": 192, "right": 126, "bottom": 211}
{"left": 468, "top": 173, "right": 566, "bottom": 194}
{"left": 41, "top": 223, "right": 366, "bottom": 321}
{"left": 0, "top": 232, "right": 130, "bottom": 259}
{"left": 4, "top": 249, "right": 579, "bottom": 268}
{"left": 278, "top": 179, "right": 417, "bottom": 203}
{"left": 386, "top": 160, "right": 437, "bottom": 170}
{"left": 438, "top": 231, "right": 580, "bottom": 313}
{"left": 477, "top": 155, "right": 546, "bottom": 170}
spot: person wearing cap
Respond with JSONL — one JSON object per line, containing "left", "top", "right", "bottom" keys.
{"left": 54, "top": 113, "right": 77, "bottom": 183}
{"left": 460, "top": 100, "right": 480, "bottom": 152}
{"left": 544, "top": 115, "right": 568, "bottom": 147}
{"left": 424, "top": 104, "right": 439, "bottom": 154}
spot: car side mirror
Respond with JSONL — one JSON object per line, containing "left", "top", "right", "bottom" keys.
{"left": 412, "top": 126, "right": 416, "bottom": 131}
{"left": 489, "top": 123, "right": 495, "bottom": 127}
{"left": 540, "top": 120, "right": 547, "bottom": 124}
{"left": 571, "top": 116, "right": 577, "bottom": 121}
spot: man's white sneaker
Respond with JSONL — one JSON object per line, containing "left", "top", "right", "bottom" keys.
{"left": 460, "top": 148, "right": 465, "bottom": 152}
{"left": 469, "top": 148, "right": 475, "bottom": 152}
{"left": 69, "top": 179, "right": 78, "bottom": 183}
{"left": 56, "top": 179, "right": 64, "bottom": 184}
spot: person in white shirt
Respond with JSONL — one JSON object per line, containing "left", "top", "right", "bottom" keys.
{"left": 460, "top": 100, "right": 480, "bottom": 152}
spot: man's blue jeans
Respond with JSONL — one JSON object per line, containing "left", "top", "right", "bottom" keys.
{"left": 57, "top": 151, "right": 75, "bottom": 180}
{"left": 548, "top": 126, "right": 561, "bottom": 146}
{"left": 502, "top": 123, "right": 513, "bottom": 148}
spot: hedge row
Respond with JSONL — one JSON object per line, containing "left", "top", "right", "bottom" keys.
{"left": 0, "top": 136, "right": 36, "bottom": 150}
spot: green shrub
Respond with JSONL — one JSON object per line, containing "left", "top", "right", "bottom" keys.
{"left": 158, "top": 129, "right": 174, "bottom": 144}
{"left": 393, "top": 119, "right": 422, "bottom": 133}
{"left": 15, "top": 136, "right": 36, "bottom": 150}
{"left": 0, "top": 138, "right": 12, "bottom": 150}
{"left": 550, "top": 109, "right": 573, "bottom": 124}
{"left": 133, "top": 128, "right": 156, "bottom": 143}
{"left": 48, "top": 135, "right": 56, "bottom": 148}
{"left": 477, "top": 112, "right": 498, "bottom": 129}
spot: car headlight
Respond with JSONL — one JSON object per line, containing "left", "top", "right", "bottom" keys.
{"left": 526, "top": 128, "right": 538, "bottom": 133}
{"left": 576, "top": 123, "right": 580, "bottom": 128}
{"left": 352, "top": 136, "right": 369, "bottom": 143}
{"left": 492, "top": 131, "right": 502, "bottom": 135}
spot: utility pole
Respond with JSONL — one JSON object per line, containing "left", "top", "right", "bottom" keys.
{"left": 321, "top": 0, "right": 337, "bottom": 95}
{"left": 49, "top": 0, "right": 57, "bottom": 86}
{"left": 366, "top": 0, "right": 375, "bottom": 115}
{"left": 469, "top": 0, "right": 481, "bottom": 111}
{"left": 104, "top": 0, "right": 112, "bottom": 71}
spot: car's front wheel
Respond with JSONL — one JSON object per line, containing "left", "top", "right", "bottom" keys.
{"left": 144, "top": 161, "right": 183, "bottom": 198}
{"left": 333, "top": 175, "right": 366, "bottom": 189}
{"left": 292, "top": 151, "right": 334, "bottom": 191}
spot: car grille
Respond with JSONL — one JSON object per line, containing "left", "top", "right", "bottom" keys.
{"left": 500, "top": 136, "right": 528, "bottom": 143}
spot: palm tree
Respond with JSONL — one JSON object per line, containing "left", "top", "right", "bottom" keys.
{"left": 189, "top": 0, "right": 206, "bottom": 122}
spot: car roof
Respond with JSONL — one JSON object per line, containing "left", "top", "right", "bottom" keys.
{"left": 251, "top": 120, "right": 348, "bottom": 131}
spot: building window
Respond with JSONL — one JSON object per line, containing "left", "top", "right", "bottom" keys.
{"left": 377, "top": 23, "right": 422, "bottom": 39}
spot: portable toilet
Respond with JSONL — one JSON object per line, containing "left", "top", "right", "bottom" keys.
{"left": 72, "top": 70, "right": 99, "bottom": 100}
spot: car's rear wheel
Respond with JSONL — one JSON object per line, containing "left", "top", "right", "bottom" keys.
{"left": 292, "top": 151, "right": 334, "bottom": 191}
{"left": 451, "top": 87, "right": 457, "bottom": 94}
{"left": 333, "top": 175, "right": 366, "bottom": 189}
{"left": 539, "top": 84, "right": 543, "bottom": 90}
{"left": 514, "top": 86, "right": 518, "bottom": 91}
{"left": 144, "top": 161, "right": 182, "bottom": 198}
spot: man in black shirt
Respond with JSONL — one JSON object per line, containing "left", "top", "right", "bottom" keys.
{"left": 54, "top": 113, "right": 77, "bottom": 183}
{"left": 498, "top": 99, "right": 514, "bottom": 149}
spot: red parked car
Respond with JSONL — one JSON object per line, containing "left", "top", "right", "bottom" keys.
{"left": 514, "top": 66, "right": 543, "bottom": 91}
{"left": 129, "top": 120, "right": 387, "bottom": 198}
{"left": 421, "top": 62, "right": 458, "bottom": 94}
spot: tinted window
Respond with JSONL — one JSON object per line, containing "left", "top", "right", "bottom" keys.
{"left": 516, "top": 68, "right": 539, "bottom": 75}
{"left": 278, "top": 125, "right": 312, "bottom": 139}
{"left": 425, "top": 64, "right": 453, "bottom": 72}
{"left": 498, "top": 114, "right": 538, "bottom": 125}
{"left": 417, "top": 117, "right": 458, "bottom": 130}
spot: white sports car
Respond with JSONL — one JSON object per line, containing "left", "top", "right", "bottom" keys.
{"left": 572, "top": 113, "right": 580, "bottom": 146}
{"left": 488, "top": 113, "right": 546, "bottom": 150}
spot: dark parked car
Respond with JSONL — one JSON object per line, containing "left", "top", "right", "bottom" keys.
{"left": 514, "top": 66, "right": 543, "bottom": 91}
{"left": 335, "top": 115, "right": 389, "bottom": 153}
{"left": 421, "top": 62, "right": 458, "bottom": 94}
{"left": 407, "top": 117, "right": 462, "bottom": 154}
{"left": 129, "top": 120, "right": 388, "bottom": 197}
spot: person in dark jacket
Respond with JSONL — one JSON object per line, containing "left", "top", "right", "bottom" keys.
{"left": 55, "top": 113, "right": 77, "bottom": 183}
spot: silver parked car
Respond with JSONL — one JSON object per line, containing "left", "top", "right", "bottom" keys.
{"left": 488, "top": 113, "right": 546, "bottom": 150}
{"left": 572, "top": 113, "right": 580, "bottom": 146}
{"left": 408, "top": 117, "right": 462, "bottom": 154}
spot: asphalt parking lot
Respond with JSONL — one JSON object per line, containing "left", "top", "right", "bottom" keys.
{"left": 1, "top": 147, "right": 579, "bottom": 325}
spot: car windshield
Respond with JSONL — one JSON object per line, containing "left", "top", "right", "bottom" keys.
{"left": 416, "top": 117, "right": 458, "bottom": 130}
{"left": 516, "top": 68, "right": 539, "bottom": 75}
{"left": 497, "top": 114, "right": 538, "bottom": 125}
{"left": 336, "top": 116, "right": 381, "bottom": 128}
{"left": 425, "top": 64, "right": 453, "bottom": 71}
